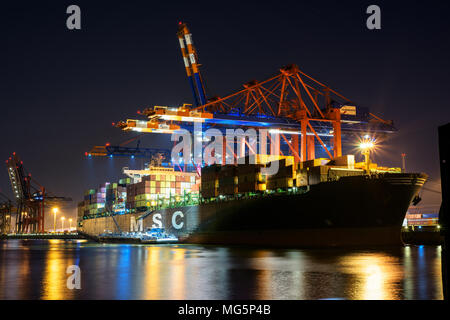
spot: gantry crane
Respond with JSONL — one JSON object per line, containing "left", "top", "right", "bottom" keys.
{"left": 86, "top": 132, "right": 172, "bottom": 165}
{"left": 5, "top": 153, "right": 72, "bottom": 233}
{"left": 177, "top": 22, "right": 207, "bottom": 106}
{"left": 91, "top": 23, "right": 397, "bottom": 166}
{"left": 0, "top": 191, "right": 13, "bottom": 234}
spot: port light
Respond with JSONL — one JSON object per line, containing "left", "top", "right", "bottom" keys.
{"left": 359, "top": 141, "right": 374, "bottom": 150}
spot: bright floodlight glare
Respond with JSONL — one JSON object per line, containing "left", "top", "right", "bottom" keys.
{"left": 359, "top": 141, "right": 374, "bottom": 149}
{"left": 52, "top": 207, "right": 58, "bottom": 214}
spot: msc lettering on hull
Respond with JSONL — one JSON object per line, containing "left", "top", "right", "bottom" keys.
{"left": 130, "top": 216, "right": 143, "bottom": 232}
{"left": 130, "top": 211, "right": 185, "bottom": 232}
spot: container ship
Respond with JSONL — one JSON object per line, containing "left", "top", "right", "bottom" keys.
{"left": 78, "top": 154, "right": 427, "bottom": 247}
{"left": 76, "top": 23, "right": 428, "bottom": 247}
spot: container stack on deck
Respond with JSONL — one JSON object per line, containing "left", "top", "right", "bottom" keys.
{"left": 236, "top": 163, "right": 266, "bottom": 193}
{"left": 83, "top": 185, "right": 107, "bottom": 216}
{"left": 79, "top": 168, "right": 200, "bottom": 216}
{"left": 126, "top": 179, "right": 150, "bottom": 211}
{"left": 200, "top": 164, "right": 220, "bottom": 198}
{"left": 266, "top": 157, "right": 295, "bottom": 189}
{"left": 199, "top": 154, "right": 401, "bottom": 200}
{"left": 105, "top": 182, "right": 127, "bottom": 213}
{"left": 80, "top": 154, "right": 403, "bottom": 220}
{"left": 218, "top": 165, "right": 238, "bottom": 195}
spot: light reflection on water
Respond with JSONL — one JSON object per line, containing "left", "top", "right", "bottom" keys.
{"left": 0, "top": 240, "right": 443, "bottom": 300}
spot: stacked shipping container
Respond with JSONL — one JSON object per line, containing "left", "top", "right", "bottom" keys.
{"left": 218, "top": 165, "right": 238, "bottom": 195}
{"left": 199, "top": 154, "right": 369, "bottom": 198}
{"left": 237, "top": 163, "right": 266, "bottom": 193}
{"left": 125, "top": 168, "right": 198, "bottom": 211}
{"left": 82, "top": 155, "right": 373, "bottom": 216}
{"left": 105, "top": 182, "right": 127, "bottom": 214}
{"left": 83, "top": 184, "right": 107, "bottom": 216}
{"left": 405, "top": 210, "right": 439, "bottom": 226}
{"left": 266, "top": 157, "right": 295, "bottom": 189}
{"left": 82, "top": 168, "right": 198, "bottom": 217}
{"left": 200, "top": 164, "right": 221, "bottom": 198}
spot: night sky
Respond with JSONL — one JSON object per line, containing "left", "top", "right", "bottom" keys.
{"left": 1, "top": 0, "right": 449, "bottom": 229}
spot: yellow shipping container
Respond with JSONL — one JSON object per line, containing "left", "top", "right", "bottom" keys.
{"left": 247, "top": 154, "right": 290, "bottom": 164}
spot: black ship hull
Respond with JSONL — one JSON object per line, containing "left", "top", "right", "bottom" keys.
{"left": 184, "top": 173, "right": 427, "bottom": 247}
{"left": 80, "top": 173, "right": 427, "bottom": 248}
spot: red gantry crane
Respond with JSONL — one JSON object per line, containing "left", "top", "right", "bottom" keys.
{"left": 0, "top": 191, "right": 13, "bottom": 234}
{"left": 5, "top": 153, "right": 71, "bottom": 233}
{"left": 90, "top": 23, "right": 396, "bottom": 167}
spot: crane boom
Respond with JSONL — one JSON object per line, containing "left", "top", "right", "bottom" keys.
{"left": 5, "top": 153, "right": 71, "bottom": 233}
{"left": 6, "top": 153, "right": 30, "bottom": 200}
{"left": 177, "top": 22, "right": 207, "bottom": 106}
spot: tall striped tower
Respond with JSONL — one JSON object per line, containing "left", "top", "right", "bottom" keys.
{"left": 177, "top": 22, "right": 207, "bottom": 106}
{"left": 177, "top": 22, "right": 200, "bottom": 106}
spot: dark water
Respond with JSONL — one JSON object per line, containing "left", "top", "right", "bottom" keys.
{"left": 0, "top": 240, "right": 443, "bottom": 300}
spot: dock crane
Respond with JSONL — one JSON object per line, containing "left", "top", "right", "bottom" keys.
{"left": 86, "top": 22, "right": 210, "bottom": 161}
{"left": 89, "top": 22, "right": 397, "bottom": 166}
{"left": 86, "top": 132, "right": 171, "bottom": 160}
{"left": 0, "top": 191, "right": 13, "bottom": 234}
{"left": 5, "top": 153, "right": 72, "bottom": 233}
{"left": 177, "top": 22, "right": 208, "bottom": 106}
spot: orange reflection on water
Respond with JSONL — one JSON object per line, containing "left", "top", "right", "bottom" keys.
{"left": 252, "top": 250, "right": 272, "bottom": 299}
{"left": 17, "top": 245, "right": 31, "bottom": 299}
{"left": 338, "top": 253, "right": 403, "bottom": 300}
{"left": 143, "top": 246, "right": 161, "bottom": 299}
{"left": 142, "top": 246, "right": 186, "bottom": 299}
{"left": 169, "top": 248, "right": 186, "bottom": 299}
{"left": 42, "top": 240, "right": 74, "bottom": 300}
{"left": 433, "top": 246, "right": 443, "bottom": 298}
